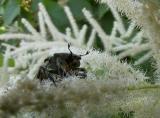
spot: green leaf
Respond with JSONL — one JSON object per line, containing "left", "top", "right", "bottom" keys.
{"left": 99, "top": 11, "right": 114, "bottom": 34}
{"left": 42, "top": 0, "right": 69, "bottom": 31}
{"left": 0, "top": 53, "right": 15, "bottom": 67}
{"left": 67, "top": 0, "right": 93, "bottom": 21}
{"left": 8, "top": 58, "right": 15, "bottom": 67}
{"left": 31, "top": 0, "right": 43, "bottom": 12}
{"left": 0, "top": 0, "right": 6, "bottom": 5}
{"left": 95, "top": 4, "right": 109, "bottom": 19}
{"left": 0, "top": 6, "right": 4, "bottom": 15}
{"left": 0, "top": 26, "right": 6, "bottom": 33}
{"left": 3, "top": 0, "right": 20, "bottom": 25}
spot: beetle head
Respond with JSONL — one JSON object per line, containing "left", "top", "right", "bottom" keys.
{"left": 67, "top": 43, "right": 89, "bottom": 68}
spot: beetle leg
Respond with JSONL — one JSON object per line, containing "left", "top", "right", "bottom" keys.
{"left": 36, "top": 66, "right": 47, "bottom": 82}
{"left": 76, "top": 68, "right": 87, "bottom": 72}
{"left": 48, "top": 73, "right": 57, "bottom": 87}
{"left": 36, "top": 66, "right": 57, "bottom": 86}
{"left": 74, "top": 68, "right": 87, "bottom": 78}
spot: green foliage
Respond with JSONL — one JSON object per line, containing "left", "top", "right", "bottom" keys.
{"left": 0, "top": 53, "right": 15, "bottom": 67}
{"left": 8, "top": 57, "right": 15, "bottom": 67}
{"left": 95, "top": 5, "right": 109, "bottom": 19}
{"left": 67, "top": 0, "right": 92, "bottom": 21}
{"left": 42, "top": 0, "right": 69, "bottom": 31}
{"left": 0, "top": 0, "right": 110, "bottom": 31}
{"left": 3, "top": 0, "right": 20, "bottom": 25}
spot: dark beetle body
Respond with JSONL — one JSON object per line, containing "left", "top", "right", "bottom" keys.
{"left": 36, "top": 44, "right": 89, "bottom": 86}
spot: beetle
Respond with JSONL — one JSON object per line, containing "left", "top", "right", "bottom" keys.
{"left": 36, "top": 44, "right": 89, "bottom": 86}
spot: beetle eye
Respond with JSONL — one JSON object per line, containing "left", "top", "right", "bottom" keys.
{"left": 66, "top": 58, "right": 73, "bottom": 63}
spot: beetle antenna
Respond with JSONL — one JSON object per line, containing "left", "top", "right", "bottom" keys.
{"left": 80, "top": 51, "right": 90, "bottom": 57}
{"left": 68, "top": 43, "right": 73, "bottom": 55}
